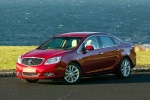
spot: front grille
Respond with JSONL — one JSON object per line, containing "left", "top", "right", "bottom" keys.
{"left": 22, "top": 58, "right": 44, "bottom": 66}
{"left": 22, "top": 72, "right": 39, "bottom": 77}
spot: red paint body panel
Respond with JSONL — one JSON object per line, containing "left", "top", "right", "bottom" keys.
{"left": 16, "top": 32, "right": 136, "bottom": 81}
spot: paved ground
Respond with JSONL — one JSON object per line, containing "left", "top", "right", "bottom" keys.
{"left": 0, "top": 72, "right": 150, "bottom": 100}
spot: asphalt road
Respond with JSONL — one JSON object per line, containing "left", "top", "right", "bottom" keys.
{"left": 0, "top": 72, "right": 150, "bottom": 100}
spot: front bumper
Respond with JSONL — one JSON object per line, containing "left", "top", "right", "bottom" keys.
{"left": 16, "top": 62, "right": 66, "bottom": 80}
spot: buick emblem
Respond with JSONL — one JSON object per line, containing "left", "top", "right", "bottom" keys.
{"left": 28, "top": 59, "right": 32, "bottom": 65}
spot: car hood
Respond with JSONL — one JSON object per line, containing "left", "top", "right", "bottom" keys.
{"left": 22, "top": 49, "right": 71, "bottom": 59}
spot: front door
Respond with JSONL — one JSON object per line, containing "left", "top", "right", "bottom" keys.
{"left": 79, "top": 35, "right": 121, "bottom": 74}
{"left": 79, "top": 36, "right": 102, "bottom": 74}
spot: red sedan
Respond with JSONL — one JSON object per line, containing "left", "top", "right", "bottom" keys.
{"left": 16, "top": 32, "right": 136, "bottom": 84}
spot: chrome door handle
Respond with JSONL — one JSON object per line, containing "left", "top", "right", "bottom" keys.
{"left": 116, "top": 49, "right": 120, "bottom": 51}
{"left": 99, "top": 52, "right": 103, "bottom": 55}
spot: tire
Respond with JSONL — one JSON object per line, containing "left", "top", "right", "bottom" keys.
{"left": 25, "top": 79, "right": 39, "bottom": 83}
{"left": 116, "top": 58, "right": 132, "bottom": 79}
{"left": 62, "top": 63, "right": 81, "bottom": 84}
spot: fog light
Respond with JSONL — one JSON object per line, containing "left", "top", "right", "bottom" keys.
{"left": 43, "top": 73, "right": 54, "bottom": 76}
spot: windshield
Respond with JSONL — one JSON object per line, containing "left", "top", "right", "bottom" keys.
{"left": 38, "top": 37, "right": 83, "bottom": 50}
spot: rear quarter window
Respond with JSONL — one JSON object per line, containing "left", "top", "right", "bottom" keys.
{"left": 99, "top": 36, "right": 115, "bottom": 48}
{"left": 111, "top": 37, "right": 120, "bottom": 45}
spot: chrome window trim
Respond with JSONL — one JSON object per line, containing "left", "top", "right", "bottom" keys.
{"left": 77, "top": 35, "right": 121, "bottom": 53}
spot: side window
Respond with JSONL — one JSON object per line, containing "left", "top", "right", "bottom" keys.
{"left": 84, "top": 36, "right": 100, "bottom": 49}
{"left": 99, "top": 36, "right": 115, "bottom": 48}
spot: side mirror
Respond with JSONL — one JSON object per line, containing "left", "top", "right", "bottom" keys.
{"left": 85, "top": 45, "right": 94, "bottom": 51}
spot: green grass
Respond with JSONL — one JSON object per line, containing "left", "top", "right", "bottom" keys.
{"left": 136, "top": 51, "right": 150, "bottom": 67}
{"left": 0, "top": 46, "right": 150, "bottom": 70}
{"left": 0, "top": 46, "right": 37, "bottom": 70}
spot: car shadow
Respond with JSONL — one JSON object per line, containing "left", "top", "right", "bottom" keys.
{"left": 79, "top": 72, "right": 150, "bottom": 85}
{"left": 37, "top": 72, "right": 150, "bottom": 85}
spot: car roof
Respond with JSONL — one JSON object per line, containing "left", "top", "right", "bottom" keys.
{"left": 56, "top": 32, "right": 108, "bottom": 37}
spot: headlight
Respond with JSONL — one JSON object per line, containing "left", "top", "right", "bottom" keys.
{"left": 17, "top": 55, "right": 22, "bottom": 64}
{"left": 44, "top": 57, "right": 61, "bottom": 65}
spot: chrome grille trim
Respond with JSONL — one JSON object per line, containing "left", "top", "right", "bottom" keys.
{"left": 22, "top": 57, "right": 44, "bottom": 66}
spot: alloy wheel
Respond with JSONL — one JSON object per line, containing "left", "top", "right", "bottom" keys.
{"left": 116, "top": 58, "right": 132, "bottom": 79}
{"left": 121, "top": 59, "right": 131, "bottom": 77}
{"left": 63, "top": 63, "right": 81, "bottom": 84}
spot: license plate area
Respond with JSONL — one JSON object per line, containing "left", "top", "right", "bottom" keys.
{"left": 23, "top": 67, "right": 36, "bottom": 73}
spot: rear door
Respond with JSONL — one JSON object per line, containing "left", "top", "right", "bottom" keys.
{"left": 96, "top": 35, "right": 122, "bottom": 72}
